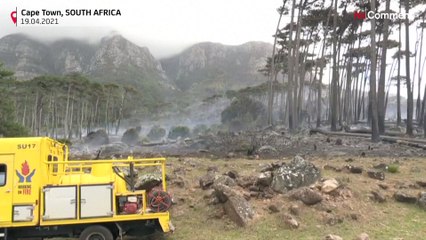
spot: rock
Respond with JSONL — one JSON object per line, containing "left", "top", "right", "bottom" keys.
{"left": 173, "top": 176, "right": 185, "bottom": 188}
{"left": 268, "top": 204, "right": 280, "bottom": 213}
{"left": 350, "top": 213, "right": 359, "bottom": 221}
{"left": 84, "top": 129, "right": 109, "bottom": 147}
{"left": 324, "top": 234, "right": 343, "bottom": 240}
{"left": 260, "top": 163, "right": 274, "bottom": 172}
{"left": 289, "top": 204, "right": 300, "bottom": 216}
{"left": 356, "top": 233, "right": 370, "bottom": 240}
{"left": 418, "top": 192, "right": 426, "bottom": 210}
{"left": 370, "top": 190, "right": 386, "bottom": 203}
{"left": 349, "top": 166, "right": 363, "bottom": 174}
{"left": 99, "top": 142, "right": 128, "bottom": 158}
{"left": 207, "top": 166, "right": 219, "bottom": 173}
{"left": 213, "top": 183, "right": 255, "bottom": 227}
{"left": 289, "top": 187, "right": 323, "bottom": 205}
{"left": 199, "top": 173, "right": 216, "bottom": 190}
{"left": 214, "top": 175, "right": 236, "bottom": 187}
{"left": 416, "top": 181, "right": 426, "bottom": 188}
{"left": 121, "top": 127, "right": 141, "bottom": 145}
{"left": 321, "top": 179, "right": 339, "bottom": 193}
{"left": 378, "top": 183, "right": 389, "bottom": 190}
{"left": 394, "top": 191, "right": 417, "bottom": 204}
{"left": 323, "top": 213, "right": 344, "bottom": 226}
{"left": 135, "top": 173, "right": 162, "bottom": 191}
{"left": 324, "top": 164, "right": 340, "bottom": 172}
{"left": 282, "top": 213, "right": 299, "bottom": 229}
{"left": 257, "top": 145, "right": 278, "bottom": 154}
{"left": 237, "top": 176, "right": 257, "bottom": 188}
{"left": 226, "top": 152, "right": 236, "bottom": 158}
{"left": 256, "top": 171, "right": 273, "bottom": 187}
{"left": 226, "top": 170, "right": 239, "bottom": 179}
{"left": 271, "top": 155, "right": 321, "bottom": 193}
{"left": 367, "top": 170, "right": 385, "bottom": 180}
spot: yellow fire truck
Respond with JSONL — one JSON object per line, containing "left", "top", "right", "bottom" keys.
{"left": 0, "top": 137, "right": 173, "bottom": 240}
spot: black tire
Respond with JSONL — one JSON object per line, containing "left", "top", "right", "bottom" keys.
{"left": 79, "top": 225, "right": 114, "bottom": 240}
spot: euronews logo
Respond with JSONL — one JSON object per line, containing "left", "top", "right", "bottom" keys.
{"left": 354, "top": 11, "right": 409, "bottom": 20}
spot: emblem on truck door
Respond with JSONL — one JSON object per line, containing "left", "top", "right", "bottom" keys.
{"left": 16, "top": 161, "right": 36, "bottom": 183}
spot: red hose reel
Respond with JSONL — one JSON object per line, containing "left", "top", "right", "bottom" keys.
{"left": 148, "top": 190, "right": 172, "bottom": 212}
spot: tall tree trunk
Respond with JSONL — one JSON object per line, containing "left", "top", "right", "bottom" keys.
{"left": 405, "top": 0, "right": 414, "bottom": 136}
{"left": 416, "top": 17, "right": 424, "bottom": 121}
{"left": 330, "top": 0, "right": 339, "bottom": 131}
{"left": 64, "top": 84, "right": 72, "bottom": 139}
{"left": 267, "top": 2, "right": 285, "bottom": 126}
{"left": 378, "top": 0, "right": 390, "bottom": 134}
{"left": 287, "top": 0, "right": 297, "bottom": 131}
{"left": 397, "top": 2, "right": 402, "bottom": 126}
{"left": 370, "top": 0, "right": 380, "bottom": 142}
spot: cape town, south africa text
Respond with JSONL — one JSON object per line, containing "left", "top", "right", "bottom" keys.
{"left": 20, "top": 9, "right": 122, "bottom": 17}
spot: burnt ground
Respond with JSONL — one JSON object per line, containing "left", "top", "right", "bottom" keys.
{"left": 66, "top": 129, "right": 426, "bottom": 240}
{"left": 70, "top": 129, "right": 426, "bottom": 161}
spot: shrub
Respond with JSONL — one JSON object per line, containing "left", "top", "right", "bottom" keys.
{"left": 193, "top": 124, "right": 209, "bottom": 136}
{"left": 147, "top": 125, "right": 166, "bottom": 141}
{"left": 57, "top": 138, "right": 72, "bottom": 146}
{"left": 221, "top": 96, "right": 266, "bottom": 131}
{"left": 168, "top": 126, "right": 190, "bottom": 140}
{"left": 0, "top": 121, "right": 29, "bottom": 137}
{"left": 388, "top": 164, "right": 399, "bottom": 173}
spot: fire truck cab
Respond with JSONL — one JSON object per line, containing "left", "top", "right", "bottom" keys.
{"left": 0, "top": 137, "right": 172, "bottom": 240}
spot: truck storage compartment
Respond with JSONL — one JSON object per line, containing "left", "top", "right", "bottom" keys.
{"left": 80, "top": 184, "right": 113, "bottom": 218}
{"left": 43, "top": 186, "right": 77, "bottom": 220}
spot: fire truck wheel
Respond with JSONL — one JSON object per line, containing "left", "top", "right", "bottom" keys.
{"left": 79, "top": 225, "right": 114, "bottom": 240}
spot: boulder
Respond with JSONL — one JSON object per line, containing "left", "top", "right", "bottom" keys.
{"left": 324, "top": 234, "right": 343, "bottom": 240}
{"left": 256, "top": 171, "right": 273, "bottom": 187}
{"left": 321, "top": 179, "right": 339, "bottom": 193}
{"left": 356, "top": 233, "right": 370, "bottom": 240}
{"left": 135, "top": 173, "right": 162, "bottom": 191}
{"left": 349, "top": 166, "right": 363, "bottom": 174}
{"left": 268, "top": 204, "right": 280, "bottom": 213}
{"left": 416, "top": 181, "right": 426, "bottom": 188}
{"left": 99, "top": 142, "right": 128, "bottom": 158}
{"left": 394, "top": 191, "right": 417, "bottom": 204}
{"left": 271, "top": 156, "right": 321, "bottom": 193}
{"left": 213, "top": 183, "right": 255, "bottom": 227}
{"left": 370, "top": 190, "right": 386, "bottom": 203}
{"left": 121, "top": 127, "right": 141, "bottom": 145}
{"left": 282, "top": 213, "right": 299, "bottom": 229}
{"left": 418, "top": 192, "right": 426, "bottom": 210}
{"left": 226, "top": 170, "right": 239, "bottom": 179}
{"left": 289, "top": 187, "right": 323, "bottom": 205}
{"left": 199, "top": 173, "right": 216, "bottom": 190}
{"left": 289, "top": 204, "right": 300, "bottom": 216}
{"left": 84, "top": 129, "right": 109, "bottom": 147}
{"left": 367, "top": 170, "right": 385, "bottom": 180}
{"left": 214, "top": 175, "right": 236, "bottom": 187}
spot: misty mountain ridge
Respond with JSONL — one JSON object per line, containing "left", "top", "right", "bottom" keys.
{"left": 161, "top": 41, "right": 271, "bottom": 99}
{"left": 0, "top": 34, "right": 272, "bottom": 102}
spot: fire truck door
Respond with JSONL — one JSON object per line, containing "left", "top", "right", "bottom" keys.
{"left": 0, "top": 154, "right": 13, "bottom": 224}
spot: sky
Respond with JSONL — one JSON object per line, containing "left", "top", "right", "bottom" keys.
{"left": 0, "top": 0, "right": 283, "bottom": 57}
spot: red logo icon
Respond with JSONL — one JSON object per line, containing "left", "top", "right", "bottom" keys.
{"left": 16, "top": 161, "right": 36, "bottom": 183}
{"left": 11, "top": 10, "right": 17, "bottom": 25}
{"left": 354, "top": 11, "right": 366, "bottom": 20}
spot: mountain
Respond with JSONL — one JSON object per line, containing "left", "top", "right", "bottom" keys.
{"left": 160, "top": 41, "right": 272, "bottom": 99}
{"left": 0, "top": 34, "right": 53, "bottom": 80}
{"left": 0, "top": 34, "right": 273, "bottom": 107}
{"left": 0, "top": 34, "right": 172, "bottom": 90}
